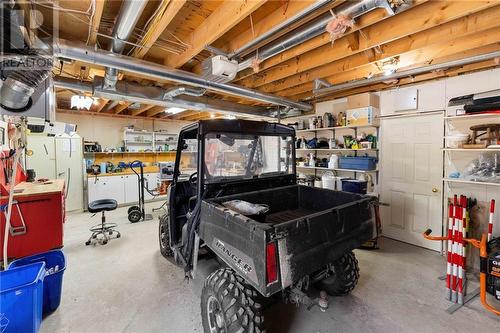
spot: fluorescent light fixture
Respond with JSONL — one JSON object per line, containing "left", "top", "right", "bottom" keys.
{"left": 210, "top": 113, "right": 215, "bottom": 118}
{"left": 165, "top": 107, "right": 186, "bottom": 114}
{"left": 225, "top": 115, "right": 236, "bottom": 120}
{"left": 71, "top": 95, "right": 94, "bottom": 110}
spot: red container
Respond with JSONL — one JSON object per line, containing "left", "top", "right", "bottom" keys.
{"left": 0, "top": 188, "right": 65, "bottom": 261}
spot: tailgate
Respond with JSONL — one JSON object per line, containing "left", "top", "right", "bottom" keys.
{"left": 271, "top": 196, "right": 375, "bottom": 289}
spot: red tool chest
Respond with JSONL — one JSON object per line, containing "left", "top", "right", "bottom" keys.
{"left": 0, "top": 180, "right": 65, "bottom": 261}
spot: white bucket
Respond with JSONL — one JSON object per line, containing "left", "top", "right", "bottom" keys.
{"left": 322, "top": 171, "right": 336, "bottom": 190}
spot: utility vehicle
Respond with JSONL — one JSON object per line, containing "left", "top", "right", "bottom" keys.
{"left": 159, "top": 120, "right": 377, "bottom": 332}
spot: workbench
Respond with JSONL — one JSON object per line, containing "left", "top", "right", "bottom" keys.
{"left": 1, "top": 179, "right": 65, "bottom": 261}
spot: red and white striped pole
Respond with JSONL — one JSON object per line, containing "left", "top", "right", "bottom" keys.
{"left": 451, "top": 196, "right": 459, "bottom": 303}
{"left": 488, "top": 199, "right": 495, "bottom": 242}
{"left": 461, "top": 196, "right": 468, "bottom": 299}
{"left": 457, "top": 197, "right": 465, "bottom": 305}
{"left": 445, "top": 203, "right": 454, "bottom": 301}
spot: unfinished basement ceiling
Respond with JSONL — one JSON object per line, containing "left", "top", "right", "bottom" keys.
{"left": 28, "top": 0, "right": 500, "bottom": 120}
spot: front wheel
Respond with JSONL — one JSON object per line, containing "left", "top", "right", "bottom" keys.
{"left": 159, "top": 214, "right": 174, "bottom": 258}
{"left": 201, "top": 268, "right": 265, "bottom": 333}
{"left": 318, "top": 251, "right": 360, "bottom": 296}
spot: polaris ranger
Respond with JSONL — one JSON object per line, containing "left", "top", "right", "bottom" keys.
{"left": 159, "top": 120, "right": 377, "bottom": 332}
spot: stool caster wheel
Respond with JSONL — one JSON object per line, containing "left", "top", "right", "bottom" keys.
{"left": 109, "top": 231, "right": 113, "bottom": 235}
{"left": 116, "top": 233, "right": 121, "bottom": 238}
{"left": 85, "top": 241, "right": 91, "bottom": 246}
{"left": 92, "top": 235, "right": 97, "bottom": 239}
{"left": 102, "top": 240, "right": 108, "bottom": 245}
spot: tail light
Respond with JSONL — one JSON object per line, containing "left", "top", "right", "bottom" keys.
{"left": 266, "top": 242, "right": 278, "bottom": 284}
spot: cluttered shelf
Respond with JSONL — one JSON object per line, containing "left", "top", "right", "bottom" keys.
{"left": 444, "top": 112, "right": 500, "bottom": 120}
{"left": 297, "top": 165, "right": 378, "bottom": 174}
{"left": 442, "top": 148, "right": 500, "bottom": 151}
{"left": 84, "top": 151, "right": 176, "bottom": 155}
{"left": 296, "top": 148, "right": 378, "bottom": 152}
{"left": 443, "top": 178, "right": 500, "bottom": 187}
{"left": 295, "top": 124, "right": 379, "bottom": 134}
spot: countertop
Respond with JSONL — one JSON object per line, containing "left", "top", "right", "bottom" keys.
{"left": 2, "top": 179, "right": 65, "bottom": 199}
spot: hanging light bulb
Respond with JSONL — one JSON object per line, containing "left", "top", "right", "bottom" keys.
{"left": 71, "top": 95, "right": 94, "bottom": 110}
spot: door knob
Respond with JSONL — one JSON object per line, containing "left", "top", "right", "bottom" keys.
{"left": 432, "top": 187, "right": 438, "bottom": 193}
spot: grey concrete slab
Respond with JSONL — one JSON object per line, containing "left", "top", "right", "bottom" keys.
{"left": 41, "top": 205, "right": 500, "bottom": 332}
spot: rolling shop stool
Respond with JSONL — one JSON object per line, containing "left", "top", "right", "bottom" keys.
{"left": 86, "top": 199, "right": 120, "bottom": 245}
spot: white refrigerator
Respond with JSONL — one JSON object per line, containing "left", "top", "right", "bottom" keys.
{"left": 26, "top": 134, "right": 84, "bottom": 211}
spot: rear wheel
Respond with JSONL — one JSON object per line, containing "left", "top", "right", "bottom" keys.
{"left": 159, "top": 214, "right": 174, "bottom": 258}
{"left": 128, "top": 209, "right": 142, "bottom": 223}
{"left": 318, "top": 251, "right": 360, "bottom": 296}
{"left": 201, "top": 268, "right": 265, "bottom": 333}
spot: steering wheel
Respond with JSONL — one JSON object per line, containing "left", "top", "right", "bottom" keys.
{"left": 189, "top": 172, "right": 198, "bottom": 188}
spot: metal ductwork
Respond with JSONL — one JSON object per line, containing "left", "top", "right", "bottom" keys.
{"left": 103, "top": 0, "right": 147, "bottom": 89}
{"left": 53, "top": 39, "right": 312, "bottom": 113}
{"left": 0, "top": 5, "right": 50, "bottom": 111}
{"left": 312, "top": 50, "right": 500, "bottom": 98}
{"left": 163, "top": 86, "right": 206, "bottom": 100}
{"left": 236, "top": 0, "right": 394, "bottom": 70}
{"left": 53, "top": 76, "right": 277, "bottom": 118}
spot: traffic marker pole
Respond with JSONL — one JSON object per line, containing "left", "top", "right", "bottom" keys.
{"left": 488, "top": 199, "right": 495, "bottom": 242}
{"left": 451, "top": 198, "right": 459, "bottom": 303}
{"left": 457, "top": 200, "right": 464, "bottom": 305}
{"left": 445, "top": 203, "right": 454, "bottom": 301}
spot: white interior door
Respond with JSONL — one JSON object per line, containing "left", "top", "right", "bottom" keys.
{"left": 380, "top": 113, "right": 443, "bottom": 251}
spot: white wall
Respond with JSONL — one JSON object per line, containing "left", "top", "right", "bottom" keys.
{"left": 378, "top": 68, "right": 500, "bottom": 266}
{"left": 56, "top": 113, "right": 190, "bottom": 150}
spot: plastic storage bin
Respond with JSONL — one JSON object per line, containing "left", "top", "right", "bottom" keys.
{"left": 0, "top": 262, "right": 45, "bottom": 333}
{"left": 9, "top": 250, "right": 66, "bottom": 315}
{"left": 339, "top": 156, "right": 377, "bottom": 170}
{"left": 342, "top": 179, "right": 368, "bottom": 194}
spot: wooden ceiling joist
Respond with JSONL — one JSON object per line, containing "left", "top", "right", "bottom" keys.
{"left": 260, "top": 4, "right": 500, "bottom": 95}
{"left": 113, "top": 102, "right": 132, "bottom": 114}
{"left": 164, "top": 0, "right": 267, "bottom": 68}
{"left": 130, "top": 104, "right": 155, "bottom": 116}
{"left": 93, "top": 98, "right": 109, "bottom": 113}
{"left": 146, "top": 106, "right": 168, "bottom": 117}
{"left": 87, "top": 0, "right": 106, "bottom": 46}
{"left": 237, "top": 0, "right": 497, "bottom": 89}
{"left": 131, "top": 0, "right": 187, "bottom": 59}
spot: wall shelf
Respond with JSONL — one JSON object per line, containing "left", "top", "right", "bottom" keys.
{"left": 84, "top": 151, "right": 176, "bottom": 156}
{"left": 443, "top": 178, "right": 500, "bottom": 187}
{"left": 444, "top": 113, "right": 500, "bottom": 120}
{"left": 297, "top": 165, "right": 378, "bottom": 174}
{"left": 442, "top": 148, "right": 500, "bottom": 152}
{"left": 296, "top": 124, "right": 379, "bottom": 134}
{"left": 296, "top": 148, "right": 378, "bottom": 152}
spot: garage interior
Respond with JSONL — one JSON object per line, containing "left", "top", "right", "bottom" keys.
{"left": 0, "top": 0, "right": 500, "bottom": 332}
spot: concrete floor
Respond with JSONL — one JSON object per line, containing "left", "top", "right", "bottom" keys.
{"left": 41, "top": 204, "right": 500, "bottom": 333}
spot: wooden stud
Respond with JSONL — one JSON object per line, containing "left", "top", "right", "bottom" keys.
{"left": 130, "top": 104, "right": 155, "bottom": 116}
{"left": 164, "top": 0, "right": 267, "bottom": 68}
{"left": 132, "top": 0, "right": 187, "bottom": 59}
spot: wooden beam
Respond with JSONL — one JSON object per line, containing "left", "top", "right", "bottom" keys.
{"left": 130, "top": 104, "right": 155, "bottom": 116}
{"left": 146, "top": 106, "right": 167, "bottom": 117}
{"left": 237, "top": 0, "right": 497, "bottom": 88}
{"left": 88, "top": 0, "right": 106, "bottom": 46}
{"left": 164, "top": 0, "right": 267, "bottom": 68}
{"left": 56, "top": 108, "right": 189, "bottom": 123}
{"left": 131, "top": 0, "right": 187, "bottom": 59}
{"left": 258, "top": 5, "right": 500, "bottom": 94}
{"left": 282, "top": 41, "right": 500, "bottom": 100}
{"left": 114, "top": 102, "right": 132, "bottom": 114}
{"left": 93, "top": 98, "right": 109, "bottom": 113}
{"left": 170, "top": 110, "right": 199, "bottom": 120}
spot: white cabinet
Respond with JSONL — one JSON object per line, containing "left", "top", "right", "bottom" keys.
{"left": 124, "top": 175, "right": 139, "bottom": 204}
{"left": 144, "top": 173, "right": 156, "bottom": 201}
{"left": 87, "top": 173, "right": 159, "bottom": 206}
{"left": 87, "top": 176, "right": 126, "bottom": 204}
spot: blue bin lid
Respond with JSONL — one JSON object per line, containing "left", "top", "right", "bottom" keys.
{"left": 0, "top": 262, "right": 46, "bottom": 294}
{"left": 8, "top": 250, "right": 66, "bottom": 274}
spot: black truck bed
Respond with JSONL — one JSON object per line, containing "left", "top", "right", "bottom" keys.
{"left": 200, "top": 184, "right": 376, "bottom": 296}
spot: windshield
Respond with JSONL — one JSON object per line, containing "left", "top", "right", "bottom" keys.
{"left": 204, "top": 132, "right": 294, "bottom": 183}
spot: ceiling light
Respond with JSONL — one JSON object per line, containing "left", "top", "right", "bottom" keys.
{"left": 225, "top": 115, "right": 236, "bottom": 120}
{"left": 165, "top": 107, "right": 186, "bottom": 114}
{"left": 71, "top": 95, "right": 94, "bottom": 110}
{"left": 210, "top": 114, "right": 215, "bottom": 119}
{"left": 381, "top": 57, "right": 399, "bottom": 76}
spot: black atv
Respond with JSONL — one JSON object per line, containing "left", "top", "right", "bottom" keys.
{"left": 159, "top": 120, "right": 377, "bottom": 332}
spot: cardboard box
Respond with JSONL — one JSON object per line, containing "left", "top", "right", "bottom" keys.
{"left": 346, "top": 107, "right": 379, "bottom": 126}
{"left": 347, "top": 93, "right": 380, "bottom": 109}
